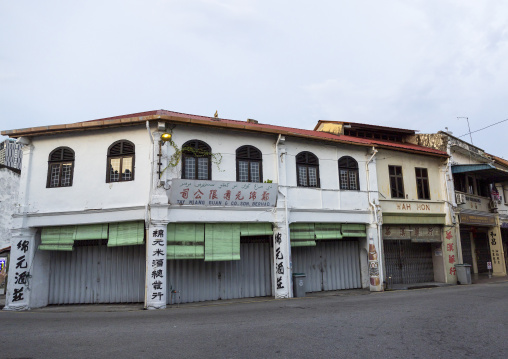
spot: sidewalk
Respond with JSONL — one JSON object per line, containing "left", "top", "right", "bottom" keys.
{"left": 2, "top": 275, "right": 507, "bottom": 312}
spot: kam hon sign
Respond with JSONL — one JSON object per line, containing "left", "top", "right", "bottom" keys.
{"left": 169, "top": 179, "right": 278, "bottom": 208}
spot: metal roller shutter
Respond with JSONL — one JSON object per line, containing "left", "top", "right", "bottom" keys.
{"left": 49, "top": 243, "right": 145, "bottom": 304}
{"left": 166, "top": 241, "right": 273, "bottom": 304}
{"left": 383, "top": 240, "right": 434, "bottom": 285}
{"left": 291, "top": 240, "right": 362, "bottom": 292}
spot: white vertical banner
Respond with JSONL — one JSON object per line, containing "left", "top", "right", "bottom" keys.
{"left": 4, "top": 229, "right": 36, "bottom": 311}
{"left": 273, "top": 225, "right": 290, "bottom": 298}
{"left": 146, "top": 224, "right": 167, "bottom": 309}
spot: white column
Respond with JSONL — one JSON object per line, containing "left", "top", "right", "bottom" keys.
{"left": 3, "top": 228, "right": 37, "bottom": 311}
{"left": 273, "top": 223, "right": 291, "bottom": 298}
{"left": 367, "top": 225, "right": 383, "bottom": 292}
{"left": 145, "top": 221, "right": 168, "bottom": 309}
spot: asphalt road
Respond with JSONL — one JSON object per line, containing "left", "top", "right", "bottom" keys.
{"left": 1, "top": 282, "right": 508, "bottom": 359}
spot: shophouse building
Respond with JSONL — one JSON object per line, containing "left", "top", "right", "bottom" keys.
{"left": 2, "top": 110, "right": 451, "bottom": 310}
{"left": 315, "top": 122, "right": 454, "bottom": 287}
{"left": 417, "top": 132, "right": 508, "bottom": 278}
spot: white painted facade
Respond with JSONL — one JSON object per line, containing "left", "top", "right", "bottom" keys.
{"left": 3, "top": 117, "right": 382, "bottom": 310}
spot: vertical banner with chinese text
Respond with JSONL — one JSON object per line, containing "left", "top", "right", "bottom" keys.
{"left": 146, "top": 224, "right": 167, "bottom": 309}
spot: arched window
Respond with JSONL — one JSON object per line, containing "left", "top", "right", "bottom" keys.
{"left": 236, "top": 145, "right": 262, "bottom": 182}
{"left": 47, "top": 147, "right": 75, "bottom": 188}
{"left": 296, "top": 151, "right": 320, "bottom": 188}
{"left": 107, "top": 140, "right": 135, "bottom": 183}
{"left": 339, "top": 156, "right": 359, "bottom": 190}
{"left": 182, "top": 140, "right": 211, "bottom": 180}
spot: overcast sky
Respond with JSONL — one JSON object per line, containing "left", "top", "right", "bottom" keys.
{"left": 1, "top": 1, "right": 507, "bottom": 157}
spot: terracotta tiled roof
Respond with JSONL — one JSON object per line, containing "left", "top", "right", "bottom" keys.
{"left": 1, "top": 109, "right": 448, "bottom": 158}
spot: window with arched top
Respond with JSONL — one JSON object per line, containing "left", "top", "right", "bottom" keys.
{"left": 296, "top": 151, "right": 320, "bottom": 188}
{"left": 47, "top": 147, "right": 75, "bottom": 188}
{"left": 182, "top": 140, "right": 212, "bottom": 180}
{"left": 236, "top": 145, "right": 262, "bottom": 182}
{"left": 339, "top": 156, "right": 359, "bottom": 190}
{"left": 107, "top": 140, "right": 135, "bottom": 183}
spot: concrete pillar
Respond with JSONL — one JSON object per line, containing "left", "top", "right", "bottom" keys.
{"left": 145, "top": 221, "right": 168, "bottom": 309}
{"left": 273, "top": 223, "right": 291, "bottom": 299}
{"left": 3, "top": 228, "right": 37, "bottom": 311}
{"left": 442, "top": 226, "right": 459, "bottom": 284}
{"left": 367, "top": 225, "right": 382, "bottom": 291}
{"left": 488, "top": 221, "right": 506, "bottom": 276}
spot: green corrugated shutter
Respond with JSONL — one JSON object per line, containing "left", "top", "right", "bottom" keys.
{"left": 290, "top": 223, "right": 316, "bottom": 247}
{"left": 108, "top": 221, "right": 145, "bottom": 247}
{"left": 75, "top": 224, "right": 109, "bottom": 240}
{"left": 341, "top": 224, "right": 367, "bottom": 237}
{"left": 240, "top": 223, "right": 273, "bottom": 236}
{"left": 315, "top": 223, "right": 342, "bottom": 240}
{"left": 167, "top": 223, "right": 205, "bottom": 260}
{"left": 205, "top": 223, "right": 241, "bottom": 261}
{"left": 39, "top": 226, "right": 77, "bottom": 251}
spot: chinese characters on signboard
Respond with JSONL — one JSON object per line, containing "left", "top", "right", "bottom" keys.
{"left": 169, "top": 179, "right": 277, "bottom": 207}
{"left": 383, "top": 225, "right": 441, "bottom": 242}
{"left": 12, "top": 240, "right": 30, "bottom": 303}
{"left": 150, "top": 229, "right": 165, "bottom": 303}
{"left": 274, "top": 232, "right": 284, "bottom": 291}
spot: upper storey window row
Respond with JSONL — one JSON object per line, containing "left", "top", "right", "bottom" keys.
{"left": 46, "top": 140, "right": 136, "bottom": 188}
{"left": 45, "top": 139, "right": 361, "bottom": 191}
{"left": 388, "top": 165, "right": 431, "bottom": 200}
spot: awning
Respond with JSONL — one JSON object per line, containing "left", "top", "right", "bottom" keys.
{"left": 167, "top": 223, "right": 205, "bottom": 260}
{"left": 107, "top": 221, "right": 145, "bottom": 247}
{"left": 452, "top": 163, "right": 508, "bottom": 182}
{"left": 40, "top": 226, "right": 76, "bottom": 251}
{"left": 205, "top": 223, "right": 241, "bottom": 261}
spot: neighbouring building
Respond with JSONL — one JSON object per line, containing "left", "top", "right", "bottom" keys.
{"left": 417, "top": 132, "right": 508, "bottom": 278}
{"left": 0, "top": 138, "right": 23, "bottom": 170}
{"left": 315, "top": 122, "right": 455, "bottom": 287}
{"left": 0, "top": 164, "right": 21, "bottom": 295}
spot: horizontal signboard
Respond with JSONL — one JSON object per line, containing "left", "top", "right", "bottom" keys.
{"left": 382, "top": 225, "right": 442, "bottom": 242}
{"left": 169, "top": 179, "right": 278, "bottom": 208}
{"left": 459, "top": 213, "right": 496, "bottom": 226}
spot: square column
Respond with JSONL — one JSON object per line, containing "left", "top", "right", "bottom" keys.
{"left": 273, "top": 224, "right": 291, "bottom": 298}
{"left": 146, "top": 222, "right": 168, "bottom": 309}
{"left": 489, "top": 223, "right": 506, "bottom": 276}
{"left": 4, "top": 228, "right": 37, "bottom": 311}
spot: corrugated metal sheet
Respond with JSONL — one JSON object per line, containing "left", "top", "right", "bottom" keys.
{"left": 383, "top": 240, "right": 434, "bottom": 284}
{"left": 291, "top": 240, "right": 362, "bottom": 292}
{"left": 166, "top": 242, "right": 272, "bottom": 304}
{"left": 49, "top": 244, "right": 145, "bottom": 304}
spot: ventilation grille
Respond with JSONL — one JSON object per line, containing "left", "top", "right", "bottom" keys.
{"left": 183, "top": 140, "right": 211, "bottom": 153}
{"left": 339, "top": 156, "right": 358, "bottom": 169}
{"left": 49, "top": 147, "right": 74, "bottom": 161}
{"left": 296, "top": 151, "right": 318, "bottom": 165}
{"left": 236, "top": 145, "right": 262, "bottom": 160}
{"left": 109, "top": 141, "right": 135, "bottom": 156}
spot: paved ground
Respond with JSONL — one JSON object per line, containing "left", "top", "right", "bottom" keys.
{"left": 2, "top": 280, "right": 508, "bottom": 359}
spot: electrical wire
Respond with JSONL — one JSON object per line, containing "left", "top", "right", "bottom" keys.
{"left": 458, "top": 118, "right": 508, "bottom": 138}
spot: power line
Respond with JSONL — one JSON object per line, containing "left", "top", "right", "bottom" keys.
{"left": 458, "top": 118, "right": 508, "bottom": 138}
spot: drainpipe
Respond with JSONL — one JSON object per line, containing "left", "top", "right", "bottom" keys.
{"left": 145, "top": 121, "right": 154, "bottom": 227}
{"left": 365, "top": 146, "right": 383, "bottom": 291}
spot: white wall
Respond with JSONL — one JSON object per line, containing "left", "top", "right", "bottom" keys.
{"left": 22, "top": 126, "right": 151, "bottom": 218}
{"left": 0, "top": 167, "right": 20, "bottom": 249}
